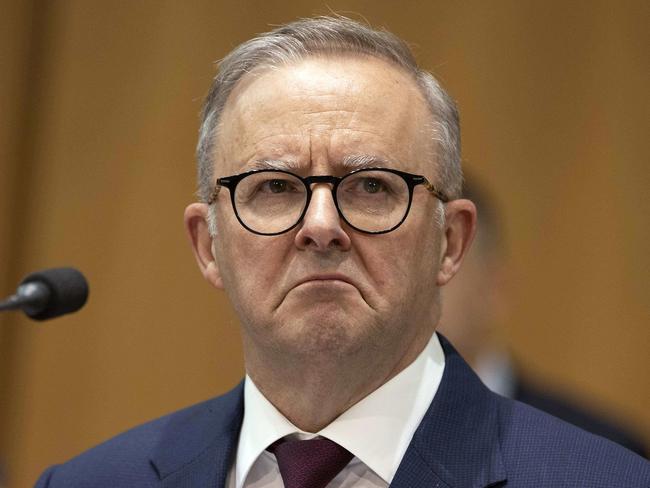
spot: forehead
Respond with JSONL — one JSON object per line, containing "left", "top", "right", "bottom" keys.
{"left": 214, "top": 55, "right": 435, "bottom": 176}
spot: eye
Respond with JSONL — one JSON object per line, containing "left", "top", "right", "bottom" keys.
{"left": 340, "top": 172, "right": 401, "bottom": 197}
{"left": 257, "top": 178, "right": 300, "bottom": 194}
{"left": 362, "top": 178, "right": 384, "bottom": 194}
{"left": 267, "top": 179, "right": 288, "bottom": 193}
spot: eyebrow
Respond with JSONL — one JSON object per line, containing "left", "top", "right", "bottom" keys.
{"left": 248, "top": 155, "right": 393, "bottom": 173}
{"left": 248, "top": 159, "right": 302, "bottom": 171}
{"left": 341, "top": 154, "right": 392, "bottom": 170}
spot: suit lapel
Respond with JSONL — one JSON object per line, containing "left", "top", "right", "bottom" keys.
{"left": 148, "top": 336, "right": 506, "bottom": 488}
{"left": 391, "top": 335, "right": 507, "bottom": 488}
{"left": 390, "top": 445, "right": 451, "bottom": 488}
{"left": 150, "top": 382, "right": 244, "bottom": 488}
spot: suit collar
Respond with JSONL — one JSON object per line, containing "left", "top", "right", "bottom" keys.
{"left": 391, "top": 334, "right": 507, "bottom": 488}
{"left": 148, "top": 335, "right": 506, "bottom": 488}
{"left": 149, "top": 382, "right": 244, "bottom": 488}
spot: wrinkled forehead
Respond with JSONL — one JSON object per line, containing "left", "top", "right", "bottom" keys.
{"left": 214, "top": 55, "right": 437, "bottom": 176}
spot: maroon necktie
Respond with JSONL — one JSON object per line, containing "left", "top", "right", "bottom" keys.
{"left": 268, "top": 437, "right": 354, "bottom": 488}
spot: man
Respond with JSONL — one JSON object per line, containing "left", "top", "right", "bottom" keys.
{"left": 438, "top": 177, "right": 647, "bottom": 457}
{"left": 36, "top": 16, "right": 649, "bottom": 487}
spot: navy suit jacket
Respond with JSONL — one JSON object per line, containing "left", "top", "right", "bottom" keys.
{"left": 35, "top": 336, "right": 650, "bottom": 487}
{"left": 514, "top": 375, "right": 647, "bottom": 457}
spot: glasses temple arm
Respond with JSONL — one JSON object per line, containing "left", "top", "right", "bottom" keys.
{"left": 422, "top": 180, "right": 449, "bottom": 203}
{"left": 206, "top": 185, "right": 222, "bottom": 205}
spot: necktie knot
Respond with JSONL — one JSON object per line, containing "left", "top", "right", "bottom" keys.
{"left": 269, "top": 437, "right": 353, "bottom": 488}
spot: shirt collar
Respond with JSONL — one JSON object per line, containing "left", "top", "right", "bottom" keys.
{"left": 235, "top": 333, "right": 445, "bottom": 487}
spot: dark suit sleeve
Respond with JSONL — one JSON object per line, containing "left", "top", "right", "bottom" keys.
{"left": 514, "top": 378, "right": 647, "bottom": 458}
{"left": 34, "top": 465, "right": 57, "bottom": 487}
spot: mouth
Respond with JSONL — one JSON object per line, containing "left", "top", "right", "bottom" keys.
{"left": 272, "top": 272, "right": 366, "bottom": 312}
{"left": 293, "top": 273, "right": 357, "bottom": 289}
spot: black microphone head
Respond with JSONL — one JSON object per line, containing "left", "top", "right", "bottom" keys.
{"left": 20, "top": 267, "right": 89, "bottom": 321}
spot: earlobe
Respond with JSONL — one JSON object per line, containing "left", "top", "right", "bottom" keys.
{"left": 183, "top": 203, "right": 224, "bottom": 290}
{"left": 204, "top": 260, "right": 224, "bottom": 290}
{"left": 436, "top": 199, "right": 477, "bottom": 286}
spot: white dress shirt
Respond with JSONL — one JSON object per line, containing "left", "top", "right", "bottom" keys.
{"left": 227, "top": 333, "right": 445, "bottom": 488}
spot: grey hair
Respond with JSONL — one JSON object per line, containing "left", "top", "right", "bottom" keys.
{"left": 197, "top": 16, "right": 462, "bottom": 234}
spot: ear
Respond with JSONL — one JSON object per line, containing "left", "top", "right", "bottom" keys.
{"left": 437, "top": 199, "right": 477, "bottom": 286}
{"left": 184, "top": 203, "right": 224, "bottom": 290}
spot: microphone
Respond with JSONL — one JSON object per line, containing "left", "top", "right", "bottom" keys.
{"left": 0, "top": 267, "right": 89, "bottom": 321}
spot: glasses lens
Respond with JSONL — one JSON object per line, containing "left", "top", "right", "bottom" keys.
{"left": 337, "top": 170, "right": 409, "bottom": 232}
{"left": 234, "top": 171, "right": 307, "bottom": 234}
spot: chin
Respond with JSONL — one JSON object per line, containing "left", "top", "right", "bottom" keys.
{"left": 276, "top": 310, "right": 372, "bottom": 358}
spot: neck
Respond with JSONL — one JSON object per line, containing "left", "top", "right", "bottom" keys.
{"left": 243, "top": 330, "right": 432, "bottom": 432}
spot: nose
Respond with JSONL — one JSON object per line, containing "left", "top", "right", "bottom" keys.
{"left": 294, "top": 185, "right": 352, "bottom": 252}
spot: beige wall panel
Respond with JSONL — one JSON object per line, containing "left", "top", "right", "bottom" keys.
{"left": 0, "top": 0, "right": 38, "bottom": 482}
{"left": 1, "top": 1, "right": 648, "bottom": 486}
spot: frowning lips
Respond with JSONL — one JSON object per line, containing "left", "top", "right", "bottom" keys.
{"left": 292, "top": 273, "right": 358, "bottom": 290}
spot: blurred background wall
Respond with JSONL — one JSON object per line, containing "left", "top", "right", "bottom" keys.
{"left": 0, "top": 1, "right": 648, "bottom": 486}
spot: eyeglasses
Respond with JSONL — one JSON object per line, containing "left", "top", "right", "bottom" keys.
{"left": 207, "top": 167, "right": 449, "bottom": 236}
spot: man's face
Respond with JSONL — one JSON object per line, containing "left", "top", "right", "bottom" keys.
{"left": 189, "top": 56, "right": 470, "bottom": 368}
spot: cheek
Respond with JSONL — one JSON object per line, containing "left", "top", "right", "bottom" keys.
{"left": 216, "top": 213, "right": 295, "bottom": 312}
{"left": 215, "top": 236, "right": 278, "bottom": 330}
{"left": 214, "top": 208, "right": 257, "bottom": 289}
{"left": 222, "top": 235, "right": 282, "bottom": 291}
{"left": 360, "top": 231, "right": 440, "bottom": 304}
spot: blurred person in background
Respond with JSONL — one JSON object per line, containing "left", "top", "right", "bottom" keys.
{"left": 438, "top": 176, "right": 646, "bottom": 457}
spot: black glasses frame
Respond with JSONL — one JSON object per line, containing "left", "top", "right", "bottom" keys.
{"left": 208, "top": 167, "right": 449, "bottom": 236}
